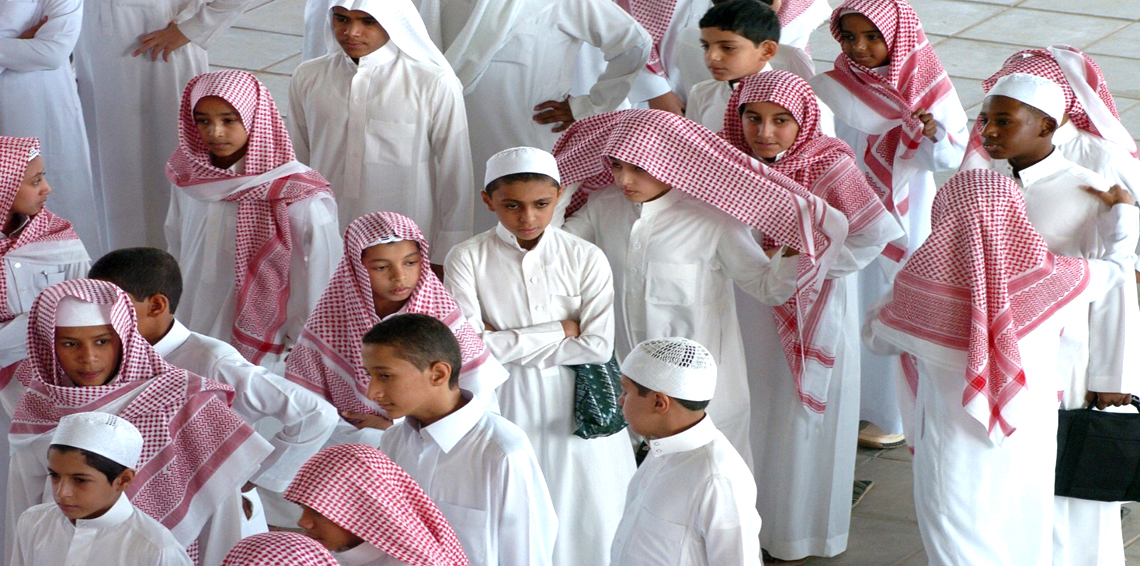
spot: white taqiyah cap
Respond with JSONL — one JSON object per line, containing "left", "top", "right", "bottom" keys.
{"left": 484, "top": 147, "right": 561, "bottom": 188}
{"left": 622, "top": 337, "right": 717, "bottom": 402}
{"left": 51, "top": 412, "right": 144, "bottom": 469}
{"left": 55, "top": 296, "right": 113, "bottom": 327}
{"left": 987, "top": 73, "right": 1066, "bottom": 122}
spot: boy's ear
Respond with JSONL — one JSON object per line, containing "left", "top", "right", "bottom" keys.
{"left": 428, "top": 360, "right": 452, "bottom": 387}
{"left": 1039, "top": 116, "right": 1059, "bottom": 138}
{"left": 481, "top": 191, "right": 495, "bottom": 213}
{"left": 145, "top": 294, "right": 170, "bottom": 319}
{"left": 113, "top": 468, "right": 136, "bottom": 492}
{"left": 652, "top": 391, "right": 671, "bottom": 414}
{"left": 758, "top": 40, "right": 779, "bottom": 61}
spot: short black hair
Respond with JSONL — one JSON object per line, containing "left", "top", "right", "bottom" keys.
{"left": 700, "top": 0, "right": 780, "bottom": 46}
{"left": 48, "top": 444, "right": 129, "bottom": 484}
{"left": 484, "top": 172, "right": 560, "bottom": 196}
{"left": 89, "top": 248, "right": 184, "bottom": 314}
{"left": 631, "top": 378, "right": 710, "bottom": 412}
{"left": 361, "top": 313, "right": 462, "bottom": 388}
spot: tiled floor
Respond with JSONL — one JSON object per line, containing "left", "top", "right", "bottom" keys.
{"left": 208, "top": 0, "right": 1140, "bottom": 563}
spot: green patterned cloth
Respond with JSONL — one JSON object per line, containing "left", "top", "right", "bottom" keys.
{"left": 570, "top": 353, "right": 627, "bottom": 439}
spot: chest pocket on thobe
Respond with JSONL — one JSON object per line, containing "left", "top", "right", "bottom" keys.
{"left": 8, "top": 261, "right": 66, "bottom": 312}
{"left": 629, "top": 505, "right": 687, "bottom": 564}
{"left": 435, "top": 501, "right": 488, "bottom": 565}
{"left": 365, "top": 119, "right": 417, "bottom": 166}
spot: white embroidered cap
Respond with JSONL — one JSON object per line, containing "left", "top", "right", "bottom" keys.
{"left": 987, "top": 72, "right": 1066, "bottom": 122}
{"left": 622, "top": 337, "right": 717, "bottom": 402}
{"left": 55, "top": 295, "right": 114, "bottom": 327}
{"left": 484, "top": 146, "right": 561, "bottom": 188}
{"left": 51, "top": 412, "right": 144, "bottom": 469}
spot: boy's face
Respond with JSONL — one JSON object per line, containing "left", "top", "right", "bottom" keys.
{"left": 298, "top": 504, "right": 363, "bottom": 552}
{"left": 193, "top": 96, "right": 250, "bottom": 162}
{"left": 11, "top": 156, "right": 50, "bottom": 217}
{"left": 54, "top": 325, "right": 122, "bottom": 387}
{"left": 482, "top": 180, "right": 563, "bottom": 250}
{"left": 838, "top": 13, "right": 889, "bottom": 69}
{"left": 363, "top": 343, "right": 449, "bottom": 422}
{"left": 700, "top": 27, "right": 777, "bottom": 82}
{"left": 618, "top": 375, "right": 659, "bottom": 438}
{"left": 48, "top": 449, "right": 130, "bottom": 521}
{"left": 977, "top": 95, "right": 1053, "bottom": 162}
{"left": 362, "top": 240, "right": 422, "bottom": 309}
{"left": 609, "top": 157, "right": 672, "bottom": 203}
{"left": 742, "top": 101, "right": 801, "bottom": 160}
{"left": 332, "top": 7, "right": 390, "bottom": 60}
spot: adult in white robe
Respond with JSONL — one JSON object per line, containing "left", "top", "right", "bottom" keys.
{"left": 0, "top": 0, "right": 104, "bottom": 256}
{"left": 289, "top": 0, "right": 474, "bottom": 259}
{"left": 419, "top": 0, "right": 651, "bottom": 231}
{"left": 74, "top": 0, "right": 254, "bottom": 249}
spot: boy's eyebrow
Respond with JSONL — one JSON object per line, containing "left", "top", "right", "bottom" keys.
{"left": 193, "top": 110, "right": 238, "bottom": 117}
{"left": 402, "top": 251, "right": 419, "bottom": 259}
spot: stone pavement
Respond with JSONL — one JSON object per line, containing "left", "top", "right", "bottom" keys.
{"left": 208, "top": 0, "right": 1140, "bottom": 563}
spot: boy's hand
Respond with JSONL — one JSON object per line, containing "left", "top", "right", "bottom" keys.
{"left": 133, "top": 22, "right": 191, "bottom": 62}
{"left": 1086, "top": 391, "right": 1134, "bottom": 410}
{"left": 561, "top": 319, "right": 580, "bottom": 339}
{"left": 483, "top": 320, "right": 497, "bottom": 332}
{"left": 340, "top": 410, "right": 394, "bottom": 430}
{"left": 534, "top": 97, "right": 575, "bottom": 133}
{"left": 912, "top": 108, "right": 938, "bottom": 142}
{"left": 1083, "top": 184, "right": 1136, "bottom": 207}
{"left": 18, "top": 16, "right": 47, "bottom": 39}
{"left": 647, "top": 92, "right": 685, "bottom": 116}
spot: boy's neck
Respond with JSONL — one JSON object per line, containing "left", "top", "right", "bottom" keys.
{"left": 71, "top": 492, "right": 122, "bottom": 525}
{"left": 516, "top": 229, "right": 546, "bottom": 251}
{"left": 727, "top": 63, "right": 770, "bottom": 88}
{"left": 374, "top": 298, "right": 408, "bottom": 320}
{"left": 651, "top": 410, "right": 706, "bottom": 440}
{"left": 1009, "top": 144, "right": 1055, "bottom": 176}
{"left": 411, "top": 389, "right": 468, "bottom": 427}
{"left": 2, "top": 213, "right": 27, "bottom": 238}
{"left": 149, "top": 316, "right": 177, "bottom": 346}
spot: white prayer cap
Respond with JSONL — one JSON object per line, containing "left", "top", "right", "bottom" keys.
{"left": 51, "top": 412, "right": 144, "bottom": 469}
{"left": 622, "top": 337, "right": 717, "bottom": 402}
{"left": 55, "top": 296, "right": 113, "bottom": 327}
{"left": 484, "top": 147, "right": 561, "bottom": 188}
{"left": 987, "top": 73, "right": 1066, "bottom": 122}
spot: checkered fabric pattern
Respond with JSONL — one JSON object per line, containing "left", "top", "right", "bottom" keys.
{"left": 284, "top": 444, "right": 470, "bottom": 566}
{"left": 0, "top": 136, "right": 80, "bottom": 322}
{"left": 8, "top": 279, "right": 266, "bottom": 545}
{"left": 619, "top": 0, "right": 679, "bottom": 77}
{"left": 778, "top": 0, "right": 816, "bottom": 27}
{"left": 222, "top": 532, "right": 339, "bottom": 566}
{"left": 878, "top": 169, "right": 1090, "bottom": 438}
{"left": 166, "top": 70, "right": 332, "bottom": 364}
{"left": 285, "top": 212, "right": 497, "bottom": 416}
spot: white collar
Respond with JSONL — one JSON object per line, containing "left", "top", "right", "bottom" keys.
{"left": 636, "top": 187, "right": 684, "bottom": 218}
{"left": 412, "top": 390, "right": 482, "bottom": 454}
{"left": 493, "top": 222, "right": 553, "bottom": 253}
{"left": 335, "top": 541, "right": 386, "bottom": 565}
{"left": 72, "top": 492, "right": 133, "bottom": 530}
{"left": 152, "top": 319, "right": 192, "bottom": 358}
{"left": 349, "top": 40, "right": 399, "bottom": 69}
{"left": 1, "top": 214, "right": 31, "bottom": 239}
{"left": 1014, "top": 147, "right": 1067, "bottom": 187}
{"left": 1053, "top": 120, "right": 1079, "bottom": 145}
{"left": 646, "top": 415, "right": 717, "bottom": 459}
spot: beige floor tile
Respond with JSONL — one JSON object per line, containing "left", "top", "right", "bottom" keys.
{"left": 909, "top": 0, "right": 1006, "bottom": 36}
{"left": 933, "top": 38, "right": 1024, "bottom": 80}
{"left": 1018, "top": 0, "right": 1140, "bottom": 20}
{"left": 801, "top": 516, "right": 924, "bottom": 565}
{"left": 207, "top": 27, "right": 302, "bottom": 71}
{"left": 851, "top": 457, "right": 917, "bottom": 522}
{"left": 957, "top": 9, "right": 1129, "bottom": 50}
{"left": 234, "top": 0, "right": 306, "bottom": 37}
{"left": 265, "top": 54, "right": 303, "bottom": 75}
{"left": 1085, "top": 23, "right": 1140, "bottom": 58}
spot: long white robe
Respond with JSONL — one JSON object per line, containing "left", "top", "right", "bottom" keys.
{"left": 563, "top": 187, "right": 798, "bottom": 468}
{"left": 75, "top": 0, "right": 253, "bottom": 249}
{"left": 0, "top": 0, "right": 104, "bottom": 256}
{"left": 426, "top": 0, "right": 650, "bottom": 231}
{"left": 444, "top": 224, "right": 635, "bottom": 566}
{"left": 288, "top": 41, "right": 474, "bottom": 258}
{"left": 164, "top": 187, "right": 342, "bottom": 375}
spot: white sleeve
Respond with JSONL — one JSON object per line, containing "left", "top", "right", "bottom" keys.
{"left": 165, "top": 187, "right": 184, "bottom": 264}
{"left": 626, "top": 67, "right": 673, "bottom": 105}
{"left": 287, "top": 74, "right": 312, "bottom": 165}
{"left": 1086, "top": 204, "right": 1140, "bottom": 393}
{"left": 10, "top": 508, "right": 31, "bottom": 566}
{"left": 0, "top": 312, "right": 29, "bottom": 371}
{"left": 718, "top": 223, "right": 798, "bottom": 305}
{"left": 427, "top": 73, "right": 475, "bottom": 259}
{"left": 5, "top": 444, "right": 47, "bottom": 563}
{"left": 176, "top": 0, "right": 257, "bottom": 49}
{"left": 915, "top": 94, "right": 969, "bottom": 173}
{"left": 285, "top": 194, "right": 342, "bottom": 351}
{"left": 563, "top": 0, "right": 651, "bottom": 120}
{"left": 828, "top": 212, "right": 904, "bottom": 278}
{"left": 494, "top": 448, "right": 557, "bottom": 566}
{"left": 698, "top": 476, "right": 762, "bottom": 566}
{"left": 559, "top": 192, "right": 598, "bottom": 243}
{"left": 0, "top": 0, "right": 80, "bottom": 72}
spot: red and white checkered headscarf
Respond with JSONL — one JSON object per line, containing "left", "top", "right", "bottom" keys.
{"left": 878, "top": 169, "right": 1090, "bottom": 438}
{"left": 554, "top": 108, "right": 852, "bottom": 410}
{"left": 222, "top": 533, "right": 339, "bottom": 566}
{"left": 285, "top": 444, "right": 469, "bottom": 566}
{"left": 778, "top": 0, "right": 816, "bottom": 27}
{"left": 0, "top": 136, "right": 82, "bottom": 322}
{"left": 723, "top": 70, "right": 898, "bottom": 411}
{"left": 961, "top": 45, "right": 1138, "bottom": 170}
{"left": 286, "top": 212, "right": 504, "bottom": 416}
{"left": 814, "top": 0, "right": 959, "bottom": 220}
{"left": 8, "top": 279, "right": 270, "bottom": 546}
{"left": 617, "top": 0, "right": 679, "bottom": 77}
{"left": 166, "top": 70, "right": 333, "bottom": 364}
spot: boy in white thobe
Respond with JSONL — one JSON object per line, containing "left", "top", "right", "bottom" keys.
{"left": 611, "top": 337, "right": 761, "bottom": 566}
{"left": 88, "top": 247, "right": 340, "bottom": 528}
{"left": 978, "top": 73, "right": 1140, "bottom": 566}
{"left": 368, "top": 314, "right": 558, "bottom": 566}
{"left": 418, "top": 0, "right": 651, "bottom": 231}
{"left": 289, "top": 0, "right": 474, "bottom": 260}
{"left": 444, "top": 148, "right": 636, "bottom": 566}
{"left": 12, "top": 412, "right": 192, "bottom": 566}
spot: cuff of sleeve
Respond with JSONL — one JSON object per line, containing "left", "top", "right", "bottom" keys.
{"left": 568, "top": 95, "right": 598, "bottom": 122}
{"left": 175, "top": 16, "right": 212, "bottom": 48}
{"left": 626, "top": 69, "right": 672, "bottom": 104}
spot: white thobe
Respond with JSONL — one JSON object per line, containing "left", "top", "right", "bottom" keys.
{"left": 443, "top": 224, "right": 636, "bottom": 566}
{"left": 862, "top": 206, "right": 1137, "bottom": 566}
{"left": 995, "top": 150, "right": 1140, "bottom": 566}
{"left": 288, "top": 41, "right": 474, "bottom": 258}
{"left": 379, "top": 392, "right": 558, "bottom": 566}
{"left": 610, "top": 415, "right": 762, "bottom": 566}
{"left": 12, "top": 495, "right": 192, "bottom": 566}
{"left": 333, "top": 542, "right": 403, "bottom": 566}
{"left": 433, "top": 0, "right": 650, "bottom": 231}
{"left": 164, "top": 188, "right": 342, "bottom": 374}
{"left": 74, "top": 0, "right": 253, "bottom": 249}
{"left": 563, "top": 187, "right": 798, "bottom": 468}
{"left": 0, "top": 0, "right": 104, "bottom": 255}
